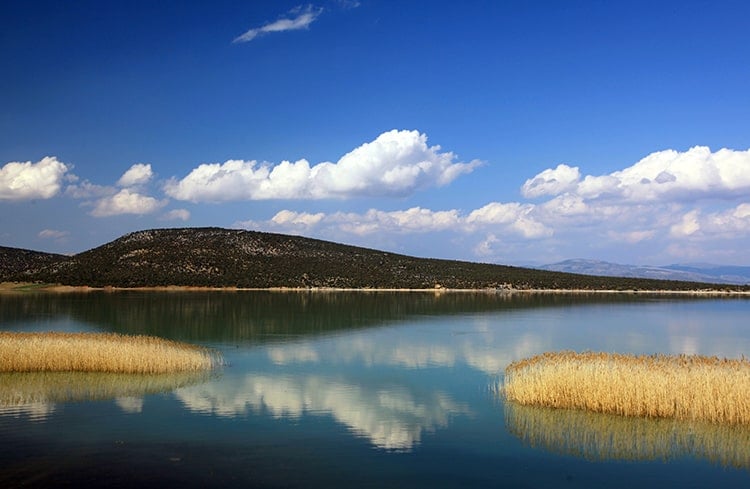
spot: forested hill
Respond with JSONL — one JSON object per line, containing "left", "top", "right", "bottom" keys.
{"left": 2, "top": 227, "right": 745, "bottom": 291}
{"left": 0, "top": 246, "right": 67, "bottom": 278}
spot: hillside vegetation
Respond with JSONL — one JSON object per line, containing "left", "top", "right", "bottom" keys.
{"left": 0, "top": 246, "right": 67, "bottom": 278}
{"left": 2, "top": 227, "right": 746, "bottom": 291}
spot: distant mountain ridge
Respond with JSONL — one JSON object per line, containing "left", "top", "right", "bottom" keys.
{"left": 538, "top": 259, "right": 750, "bottom": 285}
{"left": 1, "top": 227, "right": 747, "bottom": 291}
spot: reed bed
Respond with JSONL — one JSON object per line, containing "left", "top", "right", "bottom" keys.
{"left": 504, "top": 351, "right": 750, "bottom": 425}
{"left": 0, "top": 332, "right": 220, "bottom": 374}
{"left": 505, "top": 402, "right": 750, "bottom": 469}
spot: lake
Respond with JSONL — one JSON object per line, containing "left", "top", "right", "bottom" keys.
{"left": 1, "top": 290, "right": 749, "bottom": 487}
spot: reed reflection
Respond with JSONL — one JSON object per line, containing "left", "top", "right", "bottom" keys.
{"left": 0, "top": 371, "right": 213, "bottom": 420}
{"left": 505, "top": 402, "right": 750, "bottom": 469}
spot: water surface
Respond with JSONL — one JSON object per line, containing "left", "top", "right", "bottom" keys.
{"left": 1, "top": 291, "right": 749, "bottom": 487}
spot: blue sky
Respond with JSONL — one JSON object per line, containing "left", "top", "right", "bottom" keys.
{"left": 2, "top": 0, "right": 749, "bottom": 266}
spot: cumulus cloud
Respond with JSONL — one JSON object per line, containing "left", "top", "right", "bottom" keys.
{"left": 523, "top": 146, "right": 750, "bottom": 203}
{"left": 272, "top": 209, "right": 325, "bottom": 227}
{"left": 165, "top": 130, "right": 481, "bottom": 202}
{"left": 90, "top": 189, "right": 167, "bottom": 217}
{"left": 670, "top": 209, "right": 702, "bottom": 237}
{"left": 59, "top": 162, "right": 166, "bottom": 218}
{"left": 117, "top": 163, "right": 153, "bottom": 187}
{"left": 233, "top": 5, "right": 324, "bottom": 43}
{"left": 331, "top": 208, "right": 461, "bottom": 235}
{"left": 64, "top": 180, "right": 112, "bottom": 199}
{"left": 237, "top": 204, "right": 546, "bottom": 241}
{"left": 473, "top": 234, "right": 499, "bottom": 257}
{"left": 232, "top": 145, "right": 750, "bottom": 264}
{"left": 607, "top": 229, "right": 656, "bottom": 244}
{"left": 670, "top": 204, "right": 750, "bottom": 239}
{"left": 0, "top": 157, "right": 70, "bottom": 201}
{"left": 466, "top": 202, "right": 551, "bottom": 238}
{"left": 38, "top": 229, "right": 70, "bottom": 240}
{"left": 521, "top": 164, "right": 580, "bottom": 198}
{"left": 160, "top": 208, "right": 191, "bottom": 221}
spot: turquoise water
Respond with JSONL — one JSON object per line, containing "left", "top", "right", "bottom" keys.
{"left": 1, "top": 291, "right": 749, "bottom": 487}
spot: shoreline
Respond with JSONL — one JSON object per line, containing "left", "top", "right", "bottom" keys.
{"left": 2, "top": 282, "right": 749, "bottom": 296}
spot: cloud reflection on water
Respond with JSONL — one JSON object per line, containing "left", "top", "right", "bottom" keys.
{"left": 173, "top": 373, "right": 470, "bottom": 451}
{"left": 265, "top": 326, "right": 552, "bottom": 377}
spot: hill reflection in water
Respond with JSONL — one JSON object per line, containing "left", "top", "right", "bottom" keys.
{"left": 505, "top": 402, "right": 750, "bottom": 469}
{"left": 0, "top": 290, "right": 662, "bottom": 342}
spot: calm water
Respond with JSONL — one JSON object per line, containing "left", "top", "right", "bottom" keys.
{"left": 1, "top": 291, "right": 749, "bottom": 488}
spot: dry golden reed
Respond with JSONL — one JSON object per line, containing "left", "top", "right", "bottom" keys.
{"left": 0, "top": 331, "right": 219, "bottom": 374}
{"left": 505, "top": 402, "right": 750, "bottom": 469}
{"left": 504, "top": 351, "right": 750, "bottom": 425}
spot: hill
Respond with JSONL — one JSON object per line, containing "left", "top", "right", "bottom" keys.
{"left": 538, "top": 259, "right": 750, "bottom": 285}
{"left": 3, "top": 227, "right": 746, "bottom": 291}
{"left": 0, "top": 246, "right": 67, "bottom": 278}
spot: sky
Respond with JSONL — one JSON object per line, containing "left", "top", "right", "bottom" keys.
{"left": 2, "top": 0, "right": 749, "bottom": 266}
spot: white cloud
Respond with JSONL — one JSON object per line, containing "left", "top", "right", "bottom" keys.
{"left": 538, "top": 194, "right": 588, "bottom": 217}
{"left": 466, "top": 202, "right": 551, "bottom": 238}
{"left": 669, "top": 203, "right": 750, "bottom": 239}
{"left": 670, "top": 209, "right": 702, "bottom": 237}
{"left": 703, "top": 203, "right": 750, "bottom": 235}
{"left": 38, "top": 229, "right": 70, "bottom": 240}
{"left": 237, "top": 210, "right": 325, "bottom": 236}
{"left": 62, "top": 162, "right": 166, "bottom": 219}
{"left": 238, "top": 204, "right": 547, "bottom": 240}
{"left": 524, "top": 146, "right": 750, "bottom": 203}
{"left": 521, "top": 164, "right": 580, "bottom": 198}
{"left": 90, "top": 189, "right": 167, "bottom": 217}
{"left": 466, "top": 202, "right": 526, "bottom": 225}
{"left": 335, "top": 0, "right": 361, "bottom": 9}
{"left": 233, "top": 5, "right": 324, "bottom": 43}
{"left": 272, "top": 209, "right": 325, "bottom": 227}
{"left": 607, "top": 229, "right": 656, "bottom": 244}
{"left": 473, "top": 234, "right": 499, "bottom": 257}
{"left": 117, "top": 163, "right": 153, "bottom": 187}
{"left": 64, "top": 180, "right": 112, "bottom": 199}
{"left": 161, "top": 209, "right": 191, "bottom": 221}
{"left": 332, "top": 208, "right": 461, "bottom": 235}
{"left": 165, "top": 130, "right": 481, "bottom": 202}
{"left": 0, "top": 157, "right": 70, "bottom": 201}
{"left": 231, "top": 145, "right": 750, "bottom": 265}
{"left": 577, "top": 174, "right": 622, "bottom": 199}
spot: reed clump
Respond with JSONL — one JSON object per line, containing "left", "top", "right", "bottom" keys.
{"left": 504, "top": 351, "right": 750, "bottom": 425}
{"left": 0, "top": 332, "right": 219, "bottom": 374}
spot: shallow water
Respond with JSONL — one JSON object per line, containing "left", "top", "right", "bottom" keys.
{"left": 1, "top": 291, "right": 749, "bottom": 487}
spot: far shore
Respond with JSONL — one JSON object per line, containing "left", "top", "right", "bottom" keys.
{"left": 2, "top": 282, "right": 749, "bottom": 296}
